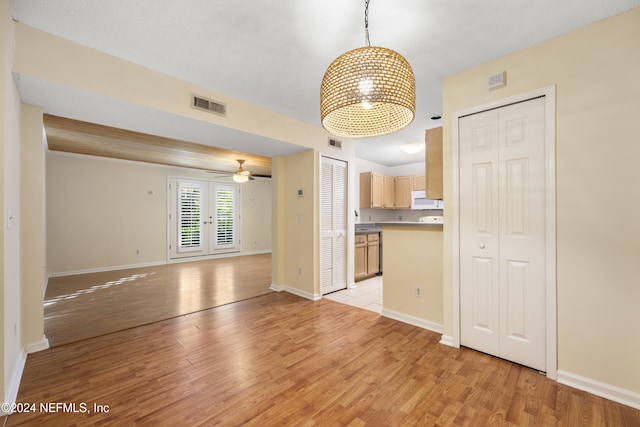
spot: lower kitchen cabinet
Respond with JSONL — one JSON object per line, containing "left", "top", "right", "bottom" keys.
{"left": 355, "top": 232, "right": 380, "bottom": 282}
{"left": 355, "top": 235, "right": 368, "bottom": 281}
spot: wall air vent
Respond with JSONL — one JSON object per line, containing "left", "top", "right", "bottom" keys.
{"left": 328, "top": 138, "right": 342, "bottom": 149}
{"left": 488, "top": 71, "right": 506, "bottom": 90}
{"left": 192, "top": 95, "right": 226, "bottom": 116}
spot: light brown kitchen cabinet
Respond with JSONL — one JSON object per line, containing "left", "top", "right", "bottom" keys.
{"left": 426, "top": 126, "right": 443, "bottom": 200}
{"left": 360, "top": 172, "right": 384, "bottom": 208}
{"left": 383, "top": 175, "right": 395, "bottom": 209}
{"left": 355, "top": 232, "right": 380, "bottom": 282}
{"left": 394, "top": 175, "right": 413, "bottom": 209}
{"left": 361, "top": 172, "right": 427, "bottom": 209}
{"left": 366, "top": 233, "right": 380, "bottom": 276}
{"left": 354, "top": 234, "right": 368, "bottom": 281}
{"left": 413, "top": 174, "right": 426, "bottom": 191}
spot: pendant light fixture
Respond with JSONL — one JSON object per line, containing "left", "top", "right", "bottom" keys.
{"left": 320, "top": 0, "right": 416, "bottom": 138}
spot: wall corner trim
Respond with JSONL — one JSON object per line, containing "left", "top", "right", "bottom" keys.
{"left": 557, "top": 370, "right": 640, "bottom": 410}
{"left": 439, "top": 335, "right": 455, "bottom": 347}
{"left": 26, "top": 336, "right": 50, "bottom": 354}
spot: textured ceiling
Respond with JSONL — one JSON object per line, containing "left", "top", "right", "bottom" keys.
{"left": 10, "top": 0, "right": 640, "bottom": 166}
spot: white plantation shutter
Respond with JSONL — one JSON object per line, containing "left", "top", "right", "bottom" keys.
{"left": 321, "top": 157, "right": 347, "bottom": 294}
{"left": 215, "top": 185, "right": 236, "bottom": 249}
{"left": 171, "top": 179, "right": 240, "bottom": 258}
{"left": 178, "top": 181, "right": 204, "bottom": 253}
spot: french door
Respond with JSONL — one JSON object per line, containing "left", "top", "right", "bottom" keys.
{"left": 459, "top": 97, "right": 547, "bottom": 371}
{"left": 169, "top": 178, "right": 240, "bottom": 259}
{"left": 320, "top": 157, "right": 347, "bottom": 295}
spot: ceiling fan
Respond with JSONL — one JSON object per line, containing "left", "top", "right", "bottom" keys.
{"left": 232, "top": 159, "right": 253, "bottom": 182}
{"left": 205, "top": 159, "right": 271, "bottom": 181}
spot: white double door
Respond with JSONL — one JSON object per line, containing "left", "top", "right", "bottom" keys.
{"left": 169, "top": 178, "right": 240, "bottom": 259}
{"left": 320, "top": 157, "right": 347, "bottom": 295}
{"left": 459, "top": 97, "right": 547, "bottom": 371}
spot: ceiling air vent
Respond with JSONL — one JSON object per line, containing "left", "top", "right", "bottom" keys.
{"left": 328, "top": 138, "right": 342, "bottom": 149}
{"left": 192, "top": 95, "right": 226, "bottom": 116}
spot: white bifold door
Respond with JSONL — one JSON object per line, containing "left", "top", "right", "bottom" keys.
{"left": 320, "top": 157, "right": 347, "bottom": 295}
{"left": 169, "top": 178, "right": 240, "bottom": 259}
{"left": 459, "top": 97, "right": 547, "bottom": 371}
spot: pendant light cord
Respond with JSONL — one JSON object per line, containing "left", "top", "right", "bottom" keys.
{"left": 364, "top": 0, "right": 371, "bottom": 46}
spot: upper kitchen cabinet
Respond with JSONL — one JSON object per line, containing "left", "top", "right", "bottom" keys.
{"left": 413, "top": 174, "right": 426, "bottom": 191}
{"left": 394, "top": 175, "right": 413, "bottom": 209}
{"left": 425, "top": 127, "right": 443, "bottom": 200}
{"left": 360, "top": 172, "right": 384, "bottom": 208}
{"left": 383, "top": 176, "right": 395, "bottom": 209}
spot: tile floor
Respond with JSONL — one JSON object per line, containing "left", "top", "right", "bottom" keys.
{"left": 323, "top": 275, "right": 382, "bottom": 314}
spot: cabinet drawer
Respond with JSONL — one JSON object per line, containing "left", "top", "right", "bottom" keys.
{"left": 367, "top": 233, "right": 379, "bottom": 243}
{"left": 355, "top": 234, "right": 367, "bottom": 244}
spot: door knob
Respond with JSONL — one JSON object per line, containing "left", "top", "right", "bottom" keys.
{"left": 479, "top": 243, "right": 485, "bottom": 249}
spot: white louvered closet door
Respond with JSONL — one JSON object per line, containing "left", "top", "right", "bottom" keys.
{"left": 321, "top": 157, "right": 347, "bottom": 295}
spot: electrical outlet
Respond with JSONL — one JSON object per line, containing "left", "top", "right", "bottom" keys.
{"left": 298, "top": 266, "right": 303, "bottom": 276}
{"left": 415, "top": 286, "right": 424, "bottom": 298}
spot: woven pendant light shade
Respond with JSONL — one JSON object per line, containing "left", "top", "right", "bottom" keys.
{"left": 321, "top": 46, "right": 416, "bottom": 138}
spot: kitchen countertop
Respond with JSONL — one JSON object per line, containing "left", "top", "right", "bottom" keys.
{"left": 355, "top": 221, "right": 443, "bottom": 233}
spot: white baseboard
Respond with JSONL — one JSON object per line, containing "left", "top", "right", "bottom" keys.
{"left": 439, "top": 334, "right": 454, "bottom": 347}
{"left": 239, "top": 249, "right": 272, "bottom": 256}
{"left": 381, "top": 309, "right": 444, "bottom": 335}
{"left": 48, "top": 260, "right": 167, "bottom": 278}
{"left": 283, "top": 286, "right": 321, "bottom": 301}
{"left": 49, "top": 251, "right": 273, "bottom": 277}
{"left": 557, "top": 370, "right": 640, "bottom": 410}
{"left": 270, "top": 284, "right": 283, "bottom": 292}
{"left": 2, "top": 349, "right": 27, "bottom": 415}
{"left": 26, "top": 336, "right": 50, "bottom": 354}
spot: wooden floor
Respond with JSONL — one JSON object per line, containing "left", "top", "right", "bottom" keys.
{"left": 44, "top": 254, "right": 272, "bottom": 346}
{"left": 7, "top": 292, "right": 639, "bottom": 426}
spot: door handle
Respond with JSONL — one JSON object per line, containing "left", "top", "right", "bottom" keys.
{"left": 479, "top": 243, "right": 485, "bottom": 249}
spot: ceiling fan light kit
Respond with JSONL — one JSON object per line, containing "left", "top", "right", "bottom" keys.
{"left": 232, "top": 159, "right": 251, "bottom": 183}
{"left": 320, "top": 0, "right": 416, "bottom": 139}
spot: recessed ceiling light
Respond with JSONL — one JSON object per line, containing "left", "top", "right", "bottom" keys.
{"left": 400, "top": 143, "right": 425, "bottom": 154}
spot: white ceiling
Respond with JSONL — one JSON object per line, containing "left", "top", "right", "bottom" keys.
{"left": 10, "top": 0, "right": 640, "bottom": 166}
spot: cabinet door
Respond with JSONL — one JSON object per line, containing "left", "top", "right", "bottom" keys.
{"left": 359, "top": 172, "right": 372, "bottom": 209}
{"left": 355, "top": 241, "right": 367, "bottom": 280}
{"left": 383, "top": 175, "right": 395, "bottom": 208}
{"left": 367, "top": 241, "right": 380, "bottom": 275}
{"left": 426, "top": 127, "right": 443, "bottom": 200}
{"left": 372, "top": 173, "right": 384, "bottom": 208}
{"left": 413, "top": 174, "right": 426, "bottom": 191}
{"left": 395, "top": 176, "right": 413, "bottom": 209}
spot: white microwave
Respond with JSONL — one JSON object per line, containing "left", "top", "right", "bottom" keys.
{"left": 411, "top": 190, "right": 443, "bottom": 210}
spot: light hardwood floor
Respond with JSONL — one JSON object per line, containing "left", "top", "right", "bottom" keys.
{"left": 44, "top": 253, "right": 272, "bottom": 346}
{"left": 7, "top": 292, "right": 639, "bottom": 426}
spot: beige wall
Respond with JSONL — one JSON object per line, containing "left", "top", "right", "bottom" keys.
{"left": 20, "top": 104, "right": 45, "bottom": 349}
{"left": 46, "top": 151, "right": 273, "bottom": 274}
{"left": 12, "top": 22, "right": 331, "bottom": 151}
{"left": 383, "top": 226, "right": 443, "bottom": 326}
{"left": 1, "top": 0, "right": 35, "bottom": 405}
{"left": 442, "top": 8, "right": 640, "bottom": 393}
{"left": 281, "top": 149, "right": 319, "bottom": 298}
